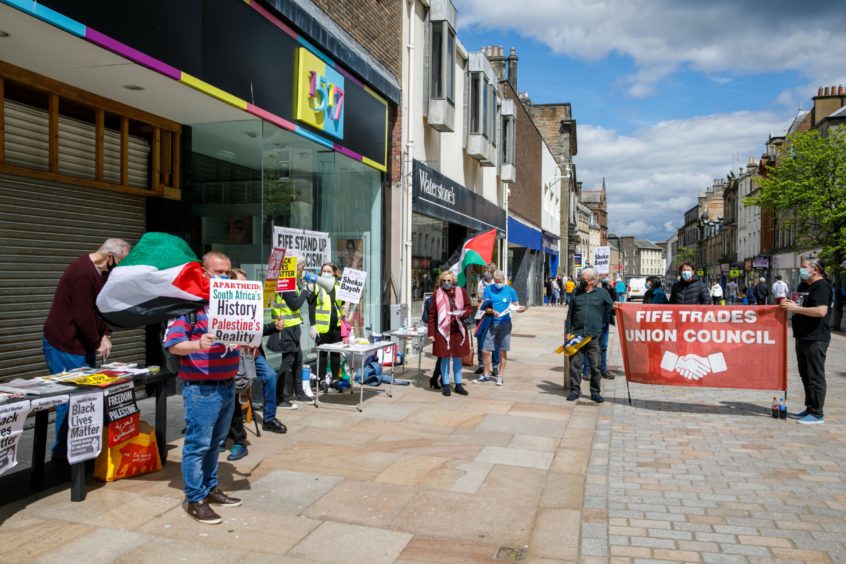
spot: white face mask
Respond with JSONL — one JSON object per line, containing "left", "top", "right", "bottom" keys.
{"left": 321, "top": 273, "right": 335, "bottom": 279}
{"left": 494, "top": 282, "right": 504, "bottom": 289}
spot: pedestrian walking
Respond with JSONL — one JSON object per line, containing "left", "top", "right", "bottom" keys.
{"left": 473, "top": 263, "right": 499, "bottom": 376}
{"left": 726, "top": 279, "right": 739, "bottom": 305}
{"left": 710, "top": 280, "right": 724, "bottom": 304}
{"left": 475, "top": 269, "right": 524, "bottom": 386}
{"left": 644, "top": 276, "right": 668, "bottom": 304}
{"left": 669, "top": 263, "right": 711, "bottom": 304}
{"left": 781, "top": 257, "right": 834, "bottom": 425}
{"left": 427, "top": 271, "right": 472, "bottom": 396}
{"left": 614, "top": 276, "right": 627, "bottom": 303}
{"left": 772, "top": 275, "right": 790, "bottom": 305}
{"left": 755, "top": 277, "right": 771, "bottom": 305}
{"left": 565, "top": 276, "right": 575, "bottom": 306}
{"left": 552, "top": 277, "right": 561, "bottom": 306}
{"left": 566, "top": 267, "right": 614, "bottom": 403}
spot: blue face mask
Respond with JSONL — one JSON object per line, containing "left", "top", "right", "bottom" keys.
{"left": 211, "top": 274, "right": 229, "bottom": 280}
{"left": 799, "top": 267, "right": 811, "bottom": 280}
{"left": 681, "top": 271, "right": 693, "bottom": 282}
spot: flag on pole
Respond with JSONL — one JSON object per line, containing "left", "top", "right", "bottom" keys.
{"left": 448, "top": 229, "right": 497, "bottom": 286}
{"left": 96, "top": 232, "right": 209, "bottom": 329}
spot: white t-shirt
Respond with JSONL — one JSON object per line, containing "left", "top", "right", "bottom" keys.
{"left": 711, "top": 284, "right": 723, "bottom": 298}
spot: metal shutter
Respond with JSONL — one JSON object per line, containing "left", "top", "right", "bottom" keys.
{"left": 0, "top": 174, "right": 147, "bottom": 381}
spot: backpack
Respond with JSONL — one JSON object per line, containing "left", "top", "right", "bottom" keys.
{"left": 160, "top": 311, "right": 198, "bottom": 374}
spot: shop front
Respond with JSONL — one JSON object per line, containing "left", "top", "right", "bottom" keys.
{"left": 411, "top": 160, "right": 505, "bottom": 316}
{"left": 507, "top": 216, "right": 544, "bottom": 306}
{"left": 543, "top": 231, "right": 561, "bottom": 280}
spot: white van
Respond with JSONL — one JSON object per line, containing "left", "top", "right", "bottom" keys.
{"left": 626, "top": 277, "right": 648, "bottom": 301}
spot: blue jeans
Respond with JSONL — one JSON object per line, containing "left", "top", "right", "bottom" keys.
{"left": 42, "top": 336, "right": 95, "bottom": 455}
{"left": 182, "top": 381, "right": 236, "bottom": 502}
{"left": 254, "top": 355, "right": 277, "bottom": 420}
{"left": 583, "top": 324, "right": 610, "bottom": 375}
{"left": 439, "top": 357, "right": 463, "bottom": 385}
{"left": 476, "top": 323, "right": 500, "bottom": 368}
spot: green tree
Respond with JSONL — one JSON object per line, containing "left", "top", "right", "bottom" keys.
{"left": 745, "top": 127, "right": 846, "bottom": 328}
{"left": 674, "top": 245, "right": 697, "bottom": 270}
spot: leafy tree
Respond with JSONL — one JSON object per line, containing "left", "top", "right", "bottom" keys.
{"left": 674, "top": 245, "right": 697, "bottom": 270}
{"left": 745, "top": 127, "right": 846, "bottom": 328}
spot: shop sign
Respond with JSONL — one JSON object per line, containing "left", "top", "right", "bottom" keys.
{"left": 295, "top": 48, "right": 345, "bottom": 139}
{"left": 730, "top": 269, "right": 741, "bottom": 279}
{"left": 574, "top": 254, "right": 583, "bottom": 268}
{"left": 721, "top": 263, "right": 730, "bottom": 274}
{"left": 752, "top": 256, "right": 769, "bottom": 269}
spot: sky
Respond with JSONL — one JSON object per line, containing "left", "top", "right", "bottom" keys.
{"left": 453, "top": 0, "right": 846, "bottom": 242}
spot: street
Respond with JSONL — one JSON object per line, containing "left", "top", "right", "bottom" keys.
{"left": 0, "top": 305, "right": 844, "bottom": 563}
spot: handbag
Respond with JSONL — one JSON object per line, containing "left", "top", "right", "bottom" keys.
{"left": 340, "top": 319, "right": 352, "bottom": 340}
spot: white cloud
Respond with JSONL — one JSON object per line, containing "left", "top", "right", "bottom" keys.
{"left": 455, "top": 0, "right": 846, "bottom": 96}
{"left": 577, "top": 111, "right": 788, "bottom": 240}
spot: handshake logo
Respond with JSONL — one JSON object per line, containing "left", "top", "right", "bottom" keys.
{"left": 661, "top": 351, "right": 727, "bottom": 381}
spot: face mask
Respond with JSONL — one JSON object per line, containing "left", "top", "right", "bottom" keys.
{"left": 211, "top": 274, "right": 229, "bottom": 280}
{"left": 441, "top": 281, "right": 453, "bottom": 290}
{"left": 494, "top": 282, "right": 504, "bottom": 289}
{"left": 105, "top": 255, "right": 118, "bottom": 273}
{"left": 579, "top": 280, "right": 589, "bottom": 290}
{"left": 681, "top": 271, "right": 693, "bottom": 281}
{"left": 484, "top": 273, "right": 492, "bottom": 281}
{"left": 321, "top": 273, "right": 335, "bottom": 279}
{"left": 602, "top": 279, "right": 608, "bottom": 284}
{"left": 799, "top": 267, "right": 811, "bottom": 280}
{"left": 646, "top": 282, "right": 652, "bottom": 289}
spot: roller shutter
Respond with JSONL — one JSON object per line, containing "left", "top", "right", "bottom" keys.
{"left": 0, "top": 174, "right": 147, "bottom": 381}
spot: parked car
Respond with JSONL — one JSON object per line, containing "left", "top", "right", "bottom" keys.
{"left": 626, "top": 277, "right": 648, "bottom": 301}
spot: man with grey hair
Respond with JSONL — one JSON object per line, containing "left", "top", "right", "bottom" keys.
{"left": 475, "top": 269, "right": 524, "bottom": 386}
{"left": 754, "top": 276, "right": 771, "bottom": 305}
{"left": 42, "top": 238, "right": 131, "bottom": 460}
{"left": 566, "top": 267, "right": 614, "bottom": 402}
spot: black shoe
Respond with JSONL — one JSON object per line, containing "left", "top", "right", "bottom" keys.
{"left": 581, "top": 374, "right": 589, "bottom": 381}
{"left": 473, "top": 366, "right": 484, "bottom": 375}
{"left": 295, "top": 393, "right": 312, "bottom": 403}
{"left": 429, "top": 375, "right": 442, "bottom": 389}
{"left": 454, "top": 384, "right": 469, "bottom": 396}
{"left": 591, "top": 393, "right": 605, "bottom": 404}
{"left": 601, "top": 372, "right": 615, "bottom": 380}
{"left": 442, "top": 385, "right": 451, "bottom": 396}
{"left": 226, "top": 444, "right": 248, "bottom": 461}
{"left": 318, "top": 380, "right": 329, "bottom": 393}
{"left": 567, "top": 391, "right": 580, "bottom": 401}
{"left": 492, "top": 367, "right": 499, "bottom": 376}
{"left": 262, "top": 418, "right": 287, "bottom": 434}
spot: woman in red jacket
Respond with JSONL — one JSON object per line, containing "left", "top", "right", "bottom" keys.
{"left": 428, "top": 270, "right": 472, "bottom": 396}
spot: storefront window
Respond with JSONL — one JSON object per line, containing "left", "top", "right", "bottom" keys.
{"left": 411, "top": 214, "right": 448, "bottom": 317}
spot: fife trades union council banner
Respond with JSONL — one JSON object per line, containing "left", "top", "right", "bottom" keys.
{"left": 615, "top": 305, "right": 787, "bottom": 391}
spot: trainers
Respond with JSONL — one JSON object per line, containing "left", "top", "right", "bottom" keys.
{"left": 566, "top": 391, "right": 580, "bottom": 401}
{"left": 473, "top": 366, "right": 484, "bottom": 375}
{"left": 226, "top": 444, "right": 248, "bottom": 461}
{"left": 591, "top": 393, "right": 605, "bottom": 404}
{"left": 496, "top": 376, "right": 504, "bottom": 386}
{"left": 787, "top": 410, "right": 808, "bottom": 420}
{"left": 278, "top": 401, "right": 298, "bottom": 410}
{"left": 205, "top": 487, "right": 242, "bottom": 507}
{"left": 797, "top": 414, "right": 824, "bottom": 425}
{"left": 474, "top": 375, "right": 492, "bottom": 383}
{"left": 184, "top": 500, "right": 222, "bottom": 524}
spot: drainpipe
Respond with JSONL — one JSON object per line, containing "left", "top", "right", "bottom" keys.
{"left": 403, "top": 0, "right": 415, "bottom": 324}
{"left": 504, "top": 183, "right": 510, "bottom": 281}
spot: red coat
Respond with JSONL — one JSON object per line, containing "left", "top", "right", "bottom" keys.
{"left": 428, "top": 287, "right": 472, "bottom": 358}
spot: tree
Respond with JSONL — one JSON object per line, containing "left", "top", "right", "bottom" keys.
{"left": 674, "top": 245, "right": 697, "bottom": 271}
{"left": 745, "top": 127, "right": 846, "bottom": 329}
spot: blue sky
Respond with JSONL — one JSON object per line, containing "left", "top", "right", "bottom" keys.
{"left": 454, "top": 0, "right": 846, "bottom": 241}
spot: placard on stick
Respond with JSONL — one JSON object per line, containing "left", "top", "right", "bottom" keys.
{"left": 276, "top": 256, "right": 298, "bottom": 293}
{"left": 337, "top": 268, "right": 367, "bottom": 304}
{"left": 208, "top": 279, "right": 263, "bottom": 347}
{"left": 263, "top": 247, "right": 287, "bottom": 308}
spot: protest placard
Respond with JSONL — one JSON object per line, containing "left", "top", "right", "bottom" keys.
{"left": 0, "top": 400, "right": 30, "bottom": 476}
{"left": 594, "top": 246, "right": 611, "bottom": 274}
{"left": 104, "top": 381, "right": 139, "bottom": 424}
{"left": 276, "top": 256, "right": 298, "bottom": 293}
{"left": 67, "top": 391, "right": 104, "bottom": 464}
{"left": 272, "top": 226, "right": 329, "bottom": 270}
{"left": 208, "top": 278, "right": 263, "bottom": 347}
{"left": 263, "top": 247, "right": 287, "bottom": 308}
{"left": 615, "top": 304, "right": 787, "bottom": 391}
{"left": 337, "top": 268, "right": 367, "bottom": 304}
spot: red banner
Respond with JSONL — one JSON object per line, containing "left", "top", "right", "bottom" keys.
{"left": 615, "top": 305, "right": 787, "bottom": 391}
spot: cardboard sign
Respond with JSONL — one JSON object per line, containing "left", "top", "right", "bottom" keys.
{"left": 67, "top": 391, "right": 104, "bottom": 464}
{"left": 0, "top": 400, "right": 30, "bottom": 476}
{"left": 337, "top": 268, "right": 367, "bottom": 304}
{"left": 276, "top": 256, "right": 298, "bottom": 293}
{"left": 263, "top": 247, "right": 287, "bottom": 308}
{"left": 594, "top": 246, "right": 611, "bottom": 274}
{"left": 208, "top": 279, "right": 263, "bottom": 347}
{"left": 272, "top": 226, "right": 330, "bottom": 270}
{"left": 104, "top": 381, "right": 139, "bottom": 424}
{"left": 615, "top": 305, "right": 787, "bottom": 391}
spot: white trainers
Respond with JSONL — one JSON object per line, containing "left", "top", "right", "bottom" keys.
{"left": 496, "top": 376, "right": 504, "bottom": 386}
{"left": 474, "top": 375, "right": 492, "bottom": 383}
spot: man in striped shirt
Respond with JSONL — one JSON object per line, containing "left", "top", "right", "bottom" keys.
{"left": 164, "top": 251, "right": 242, "bottom": 525}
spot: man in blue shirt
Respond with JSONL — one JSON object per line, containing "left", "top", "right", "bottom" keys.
{"left": 475, "top": 270, "right": 524, "bottom": 386}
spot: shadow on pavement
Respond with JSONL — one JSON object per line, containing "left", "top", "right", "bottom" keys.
{"left": 606, "top": 396, "right": 771, "bottom": 417}
{"left": 536, "top": 380, "right": 567, "bottom": 396}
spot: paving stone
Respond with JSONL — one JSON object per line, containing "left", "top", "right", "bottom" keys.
{"left": 474, "top": 445, "right": 554, "bottom": 470}
{"left": 302, "top": 480, "right": 417, "bottom": 527}
{"left": 31, "top": 529, "right": 153, "bottom": 563}
{"left": 233, "top": 469, "right": 343, "bottom": 515}
{"left": 286, "top": 521, "right": 412, "bottom": 563}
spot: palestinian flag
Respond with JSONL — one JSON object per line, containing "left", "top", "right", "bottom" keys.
{"left": 448, "top": 228, "right": 497, "bottom": 285}
{"left": 96, "top": 232, "right": 209, "bottom": 329}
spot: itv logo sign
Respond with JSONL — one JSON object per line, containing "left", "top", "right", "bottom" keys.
{"left": 295, "top": 48, "right": 344, "bottom": 139}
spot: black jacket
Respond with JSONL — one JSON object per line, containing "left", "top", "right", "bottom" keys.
{"left": 754, "top": 282, "right": 771, "bottom": 305}
{"left": 670, "top": 277, "right": 711, "bottom": 305}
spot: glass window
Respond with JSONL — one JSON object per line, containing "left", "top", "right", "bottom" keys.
{"left": 470, "top": 72, "right": 480, "bottom": 133}
{"left": 488, "top": 86, "right": 497, "bottom": 145}
{"left": 482, "top": 77, "right": 489, "bottom": 138}
{"left": 430, "top": 22, "right": 443, "bottom": 99}
{"left": 446, "top": 27, "right": 455, "bottom": 102}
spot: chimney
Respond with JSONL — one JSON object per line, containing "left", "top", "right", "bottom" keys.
{"left": 507, "top": 47, "right": 518, "bottom": 91}
{"left": 486, "top": 45, "right": 507, "bottom": 82}
{"left": 824, "top": 86, "right": 830, "bottom": 96}
{"left": 818, "top": 86, "right": 824, "bottom": 96}
{"left": 839, "top": 85, "right": 844, "bottom": 95}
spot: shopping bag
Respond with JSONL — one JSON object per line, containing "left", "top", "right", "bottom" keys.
{"left": 461, "top": 331, "right": 476, "bottom": 366}
{"left": 94, "top": 420, "right": 162, "bottom": 482}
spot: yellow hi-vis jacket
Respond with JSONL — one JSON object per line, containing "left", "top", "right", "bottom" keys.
{"left": 271, "top": 290, "right": 303, "bottom": 328}
{"left": 314, "top": 284, "right": 342, "bottom": 334}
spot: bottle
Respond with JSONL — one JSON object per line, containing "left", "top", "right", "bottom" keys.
{"left": 778, "top": 398, "right": 787, "bottom": 420}
{"left": 771, "top": 397, "right": 779, "bottom": 419}
{"left": 366, "top": 325, "right": 373, "bottom": 344}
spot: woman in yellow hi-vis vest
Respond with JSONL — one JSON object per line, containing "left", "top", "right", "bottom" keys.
{"left": 308, "top": 262, "right": 345, "bottom": 390}
{"left": 270, "top": 260, "right": 314, "bottom": 409}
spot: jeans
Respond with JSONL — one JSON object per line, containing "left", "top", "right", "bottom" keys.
{"left": 726, "top": 294, "right": 737, "bottom": 305}
{"left": 476, "top": 323, "right": 500, "bottom": 368}
{"left": 439, "top": 357, "right": 463, "bottom": 385}
{"left": 42, "top": 336, "right": 95, "bottom": 455}
{"left": 796, "top": 340, "right": 828, "bottom": 418}
{"left": 254, "top": 355, "right": 277, "bottom": 419}
{"left": 583, "top": 323, "right": 610, "bottom": 375}
{"left": 570, "top": 338, "right": 601, "bottom": 395}
{"left": 182, "top": 381, "right": 236, "bottom": 502}
{"left": 617, "top": 294, "right": 626, "bottom": 304}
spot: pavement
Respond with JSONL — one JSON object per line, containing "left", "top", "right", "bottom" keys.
{"left": 1, "top": 305, "right": 845, "bottom": 563}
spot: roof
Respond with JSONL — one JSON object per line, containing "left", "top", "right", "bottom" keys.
{"left": 580, "top": 191, "right": 602, "bottom": 204}
{"left": 787, "top": 109, "right": 810, "bottom": 135}
{"left": 829, "top": 106, "right": 846, "bottom": 119}
{"left": 634, "top": 239, "right": 661, "bottom": 250}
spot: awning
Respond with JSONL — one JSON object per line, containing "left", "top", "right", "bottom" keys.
{"left": 508, "top": 216, "right": 542, "bottom": 251}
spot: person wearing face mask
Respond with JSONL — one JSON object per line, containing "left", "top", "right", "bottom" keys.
{"left": 270, "top": 260, "right": 314, "bottom": 409}
{"left": 781, "top": 257, "right": 834, "bottom": 425}
{"left": 669, "top": 262, "right": 711, "bottom": 305}
{"left": 473, "top": 265, "right": 500, "bottom": 376}
{"left": 308, "top": 262, "right": 345, "bottom": 387}
{"left": 566, "top": 267, "right": 615, "bottom": 402}
{"left": 42, "top": 238, "right": 131, "bottom": 462}
{"left": 476, "top": 270, "right": 524, "bottom": 386}
{"left": 427, "top": 271, "right": 472, "bottom": 396}
{"left": 164, "top": 251, "right": 243, "bottom": 525}
{"left": 581, "top": 276, "right": 618, "bottom": 381}
{"left": 643, "top": 276, "right": 668, "bottom": 304}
